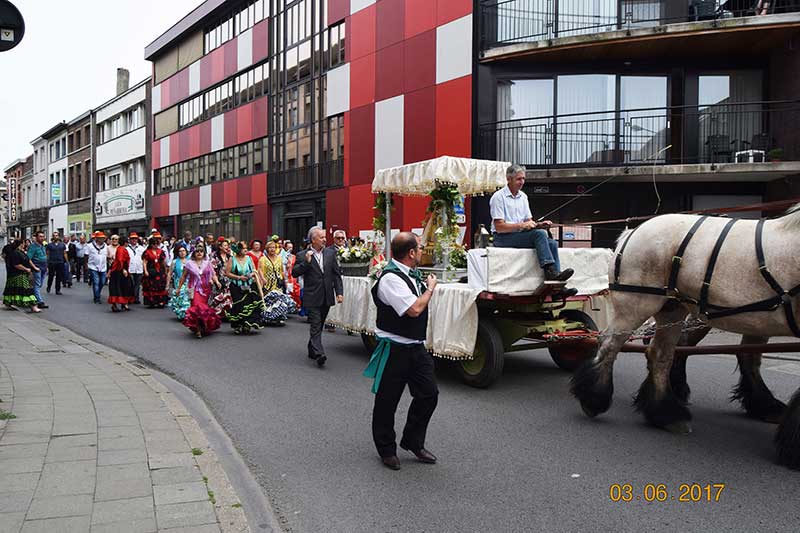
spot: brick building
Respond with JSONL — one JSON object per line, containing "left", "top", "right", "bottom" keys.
{"left": 66, "top": 111, "right": 94, "bottom": 238}
{"left": 2, "top": 159, "right": 26, "bottom": 244}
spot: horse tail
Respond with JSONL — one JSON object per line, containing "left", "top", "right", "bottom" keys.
{"left": 776, "top": 387, "right": 800, "bottom": 469}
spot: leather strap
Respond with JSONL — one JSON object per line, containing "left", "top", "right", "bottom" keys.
{"left": 666, "top": 216, "right": 708, "bottom": 296}
{"left": 698, "top": 219, "right": 737, "bottom": 315}
{"left": 613, "top": 226, "right": 639, "bottom": 284}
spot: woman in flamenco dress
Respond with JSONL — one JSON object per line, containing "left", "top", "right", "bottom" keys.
{"left": 175, "top": 245, "right": 222, "bottom": 338}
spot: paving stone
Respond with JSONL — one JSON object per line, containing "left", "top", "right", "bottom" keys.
{"left": 3, "top": 420, "right": 52, "bottom": 432}
{"left": 160, "top": 525, "right": 221, "bottom": 533}
{"left": 155, "top": 500, "right": 217, "bottom": 530}
{"left": 97, "top": 448, "right": 147, "bottom": 466}
{"left": 153, "top": 481, "right": 209, "bottom": 506}
{"left": 98, "top": 426, "right": 143, "bottom": 440}
{"left": 0, "top": 431, "right": 51, "bottom": 445}
{"left": 20, "top": 515, "right": 91, "bottom": 532}
{"left": 49, "top": 433, "right": 97, "bottom": 447}
{"left": 0, "top": 512, "right": 26, "bottom": 532}
{"left": 0, "top": 490, "right": 34, "bottom": 513}
{"left": 149, "top": 466, "right": 204, "bottom": 486}
{"left": 0, "top": 442, "right": 48, "bottom": 459}
{"left": 45, "top": 444, "right": 97, "bottom": 463}
{"left": 96, "top": 462, "right": 151, "bottom": 483}
{"left": 91, "top": 496, "right": 153, "bottom": 525}
{"left": 26, "top": 494, "right": 93, "bottom": 519}
{"left": 0, "top": 472, "right": 41, "bottom": 492}
{"left": 88, "top": 517, "right": 157, "bottom": 533}
{"left": 148, "top": 452, "right": 196, "bottom": 470}
{"left": 98, "top": 415, "right": 140, "bottom": 428}
{"left": 37, "top": 460, "right": 96, "bottom": 496}
{"left": 0, "top": 457, "right": 44, "bottom": 474}
{"left": 94, "top": 477, "right": 153, "bottom": 502}
{"left": 98, "top": 435, "right": 145, "bottom": 452}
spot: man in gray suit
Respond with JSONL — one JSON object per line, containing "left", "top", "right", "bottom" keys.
{"left": 292, "top": 227, "right": 344, "bottom": 367}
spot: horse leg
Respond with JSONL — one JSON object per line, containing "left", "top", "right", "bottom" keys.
{"left": 775, "top": 387, "right": 800, "bottom": 469}
{"left": 731, "top": 335, "right": 787, "bottom": 423}
{"left": 570, "top": 327, "right": 630, "bottom": 417}
{"left": 669, "top": 316, "right": 711, "bottom": 404}
{"left": 634, "top": 303, "right": 692, "bottom": 434}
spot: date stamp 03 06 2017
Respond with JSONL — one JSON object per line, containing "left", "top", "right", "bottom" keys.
{"left": 609, "top": 483, "right": 726, "bottom": 503}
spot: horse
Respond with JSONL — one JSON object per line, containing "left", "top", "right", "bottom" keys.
{"left": 570, "top": 207, "right": 800, "bottom": 469}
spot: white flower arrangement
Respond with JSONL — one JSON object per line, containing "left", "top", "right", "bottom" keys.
{"left": 337, "top": 244, "right": 373, "bottom": 264}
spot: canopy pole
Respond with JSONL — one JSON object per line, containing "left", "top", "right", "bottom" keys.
{"left": 384, "top": 192, "right": 392, "bottom": 261}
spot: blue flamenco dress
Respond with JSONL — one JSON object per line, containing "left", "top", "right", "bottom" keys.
{"left": 167, "top": 258, "right": 191, "bottom": 320}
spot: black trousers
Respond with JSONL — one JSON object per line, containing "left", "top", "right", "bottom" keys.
{"left": 372, "top": 343, "right": 439, "bottom": 458}
{"left": 130, "top": 273, "right": 143, "bottom": 302}
{"left": 46, "top": 262, "right": 65, "bottom": 292}
{"left": 306, "top": 306, "right": 330, "bottom": 358}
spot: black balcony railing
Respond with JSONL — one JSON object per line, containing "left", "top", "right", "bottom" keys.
{"left": 478, "top": 100, "right": 800, "bottom": 169}
{"left": 481, "top": 0, "right": 800, "bottom": 48}
{"left": 267, "top": 159, "right": 344, "bottom": 197}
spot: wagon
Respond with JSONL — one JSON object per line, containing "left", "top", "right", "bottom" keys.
{"left": 328, "top": 156, "right": 608, "bottom": 388}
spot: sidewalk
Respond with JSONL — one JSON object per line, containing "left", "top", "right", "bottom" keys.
{"left": 0, "top": 310, "right": 251, "bottom": 533}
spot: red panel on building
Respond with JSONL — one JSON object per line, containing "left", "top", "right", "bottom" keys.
{"left": 347, "top": 184, "right": 375, "bottom": 234}
{"left": 223, "top": 38, "right": 238, "bottom": 79}
{"left": 437, "top": 0, "right": 472, "bottom": 25}
{"left": 376, "top": 0, "right": 405, "bottom": 50}
{"left": 349, "top": 4, "right": 376, "bottom": 60}
{"left": 175, "top": 69, "right": 190, "bottom": 106}
{"left": 237, "top": 103, "right": 254, "bottom": 145}
{"left": 348, "top": 104, "right": 375, "bottom": 186}
{"left": 435, "top": 76, "right": 472, "bottom": 158}
{"left": 404, "top": 86, "right": 437, "bottom": 163}
{"left": 350, "top": 54, "right": 376, "bottom": 109}
{"left": 326, "top": 188, "right": 350, "bottom": 234}
{"left": 152, "top": 194, "right": 165, "bottom": 217}
{"left": 224, "top": 109, "right": 239, "bottom": 147}
{"left": 223, "top": 180, "right": 237, "bottom": 210}
{"left": 152, "top": 141, "right": 161, "bottom": 170}
{"left": 161, "top": 82, "right": 171, "bottom": 113}
{"left": 179, "top": 130, "right": 191, "bottom": 161}
{"left": 236, "top": 175, "right": 252, "bottom": 207}
{"left": 328, "top": 0, "right": 350, "bottom": 26}
{"left": 169, "top": 132, "right": 180, "bottom": 164}
{"left": 403, "top": 29, "right": 436, "bottom": 93}
{"left": 189, "top": 125, "right": 201, "bottom": 159}
{"left": 253, "top": 97, "right": 268, "bottom": 137}
{"left": 210, "top": 47, "right": 225, "bottom": 86}
{"left": 180, "top": 188, "right": 200, "bottom": 215}
{"left": 200, "top": 55, "right": 213, "bottom": 88}
{"left": 398, "top": 196, "right": 429, "bottom": 230}
{"left": 252, "top": 20, "right": 269, "bottom": 63}
{"left": 250, "top": 173, "right": 267, "bottom": 206}
{"left": 375, "top": 42, "right": 405, "bottom": 102}
{"left": 405, "top": 0, "right": 438, "bottom": 39}
{"left": 253, "top": 204, "right": 269, "bottom": 238}
{"left": 200, "top": 121, "right": 212, "bottom": 155}
{"left": 211, "top": 182, "right": 225, "bottom": 211}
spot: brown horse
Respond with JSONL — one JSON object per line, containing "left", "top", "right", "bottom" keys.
{"left": 570, "top": 208, "right": 800, "bottom": 468}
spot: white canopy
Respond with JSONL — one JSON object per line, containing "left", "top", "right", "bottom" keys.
{"left": 371, "top": 156, "right": 511, "bottom": 197}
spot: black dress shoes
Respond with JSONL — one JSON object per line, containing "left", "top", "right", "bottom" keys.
{"left": 316, "top": 355, "right": 327, "bottom": 367}
{"left": 401, "top": 446, "right": 437, "bottom": 464}
{"left": 544, "top": 265, "right": 574, "bottom": 282}
{"left": 561, "top": 287, "right": 579, "bottom": 298}
{"left": 382, "top": 456, "right": 401, "bottom": 470}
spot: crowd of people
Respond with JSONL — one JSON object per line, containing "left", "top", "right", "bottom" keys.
{"left": 1, "top": 227, "right": 340, "bottom": 339}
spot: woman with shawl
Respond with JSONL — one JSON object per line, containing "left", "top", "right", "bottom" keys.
{"left": 107, "top": 235, "right": 134, "bottom": 312}
{"left": 175, "top": 245, "right": 222, "bottom": 338}
{"left": 142, "top": 235, "right": 169, "bottom": 308}
{"left": 224, "top": 241, "right": 265, "bottom": 335}
{"left": 166, "top": 245, "right": 190, "bottom": 319}
{"left": 210, "top": 239, "right": 233, "bottom": 317}
{"left": 257, "top": 240, "right": 296, "bottom": 325}
{"left": 2, "top": 239, "right": 41, "bottom": 313}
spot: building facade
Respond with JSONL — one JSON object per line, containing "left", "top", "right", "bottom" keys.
{"left": 475, "top": 1, "right": 800, "bottom": 245}
{"left": 41, "top": 122, "right": 69, "bottom": 237}
{"left": 2, "top": 158, "right": 25, "bottom": 244}
{"left": 93, "top": 75, "right": 152, "bottom": 236}
{"left": 65, "top": 111, "right": 94, "bottom": 238}
{"left": 20, "top": 137, "right": 50, "bottom": 239}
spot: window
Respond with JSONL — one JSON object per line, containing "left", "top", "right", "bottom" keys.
{"left": 204, "top": 1, "right": 269, "bottom": 53}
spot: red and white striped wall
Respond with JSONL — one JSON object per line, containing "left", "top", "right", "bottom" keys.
{"left": 324, "top": 0, "right": 474, "bottom": 235}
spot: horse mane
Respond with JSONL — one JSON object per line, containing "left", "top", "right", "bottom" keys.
{"left": 777, "top": 203, "right": 800, "bottom": 231}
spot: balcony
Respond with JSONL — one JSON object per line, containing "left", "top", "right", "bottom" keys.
{"left": 267, "top": 159, "right": 344, "bottom": 198}
{"left": 480, "top": 0, "right": 800, "bottom": 62}
{"left": 477, "top": 99, "right": 800, "bottom": 182}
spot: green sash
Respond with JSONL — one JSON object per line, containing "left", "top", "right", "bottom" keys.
{"left": 363, "top": 337, "right": 393, "bottom": 394}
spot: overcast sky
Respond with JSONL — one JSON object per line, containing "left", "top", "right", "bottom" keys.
{"left": 0, "top": 0, "right": 202, "bottom": 169}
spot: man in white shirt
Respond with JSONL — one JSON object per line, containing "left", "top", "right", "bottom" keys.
{"left": 489, "top": 164, "right": 574, "bottom": 287}
{"left": 86, "top": 231, "right": 109, "bottom": 304}
{"left": 127, "top": 233, "right": 146, "bottom": 304}
{"left": 367, "top": 232, "right": 439, "bottom": 470}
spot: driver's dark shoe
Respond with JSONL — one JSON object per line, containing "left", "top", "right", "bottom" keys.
{"left": 544, "top": 265, "right": 574, "bottom": 282}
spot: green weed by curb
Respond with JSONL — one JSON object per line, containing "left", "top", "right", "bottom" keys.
{"left": 232, "top": 503, "right": 242, "bottom": 508}
{"left": 207, "top": 490, "right": 216, "bottom": 504}
{"left": 0, "top": 410, "right": 16, "bottom": 420}
{"left": 191, "top": 448, "right": 203, "bottom": 456}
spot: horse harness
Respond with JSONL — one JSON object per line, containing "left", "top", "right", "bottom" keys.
{"left": 609, "top": 216, "right": 800, "bottom": 336}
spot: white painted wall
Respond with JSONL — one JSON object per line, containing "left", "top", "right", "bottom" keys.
{"left": 49, "top": 203, "right": 68, "bottom": 236}
{"left": 95, "top": 84, "right": 148, "bottom": 124}
{"left": 96, "top": 127, "right": 147, "bottom": 171}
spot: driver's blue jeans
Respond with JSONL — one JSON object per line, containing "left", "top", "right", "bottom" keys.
{"left": 493, "top": 229, "right": 561, "bottom": 271}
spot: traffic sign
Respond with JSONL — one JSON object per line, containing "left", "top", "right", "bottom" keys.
{"left": 0, "top": 1, "right": 24, "bottom": 52}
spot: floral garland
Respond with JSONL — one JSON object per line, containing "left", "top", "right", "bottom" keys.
{"left": 337, "top": 244, "right": 374, "bottom": 264}
{"left": 372, "top": 193, "right": 395, "bottom": 233}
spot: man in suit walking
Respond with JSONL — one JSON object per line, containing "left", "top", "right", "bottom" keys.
{"left": 292, "top": 226, "right": 344, "bottom": 367}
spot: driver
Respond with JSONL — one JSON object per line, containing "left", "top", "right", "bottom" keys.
{"left": 490, "top": 164, "right": 577, "bottom": 296}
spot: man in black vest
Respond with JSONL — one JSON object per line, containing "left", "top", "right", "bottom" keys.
{"left": 291, "top": 226, "right": 344, "bottom": 366}
{"left": 366, "top": 232, "right": 439, "bottom": 470}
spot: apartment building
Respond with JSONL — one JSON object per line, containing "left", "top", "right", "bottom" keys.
{"left": 41, "top": 122, "right": 69, "bottom": 236}
{"left": 66, "top": 111, "right": 94, "bottom": 238}
{"left": 476, "top": 0, "right": 800, "bottom": 245}
{"left": 21, "top": 136, "right": 51, "bottom": 238}
{"left": 93, "top": 73, "right": 152, "bottom": 236}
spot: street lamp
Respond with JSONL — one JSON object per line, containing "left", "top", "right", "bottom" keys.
{"left": 0, "top": 0, "right": 24, "bottom": 52}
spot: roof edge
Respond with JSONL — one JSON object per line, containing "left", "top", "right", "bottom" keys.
{"left": 144, "top": 0, "right": 226, "bottom": 60}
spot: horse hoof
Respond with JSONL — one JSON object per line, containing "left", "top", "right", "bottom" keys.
{"left": 664, "top": 421, "right": 692, "bottom": 435}
{"left": 581, "top": 403, "right": 600, "bottom": 418}
{"left": 763, "top": 412, "right": 784, "bottom": 425}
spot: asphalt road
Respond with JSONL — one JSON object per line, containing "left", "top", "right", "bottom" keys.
{"left": 11, "top": 273, "right": 800, "bottom": 532}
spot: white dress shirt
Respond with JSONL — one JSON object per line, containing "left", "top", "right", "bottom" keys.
{"left": 375, "top": 259, "right": 424, "bottom": 345}
{"left": 160, "top": 243, "right": 173, "bottom": 266}
{"left": 86, "top": 242, "right": 108, "bottom": 273}
{"left": 127, "top": 244, "right": 145, "bottom": 274}
{"left": 311, "top": 246, "right": 324, "bottom": 271}
{"left": 489, "top": 185, "right": 533, "bottom": 233}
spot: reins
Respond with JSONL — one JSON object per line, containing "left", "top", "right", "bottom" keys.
{"left": 610, "top": 215, "right": 800, "bottom": 335}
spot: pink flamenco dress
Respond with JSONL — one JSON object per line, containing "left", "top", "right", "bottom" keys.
{"left": 181, "top": 259, "right": 222, "bottom": 337}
